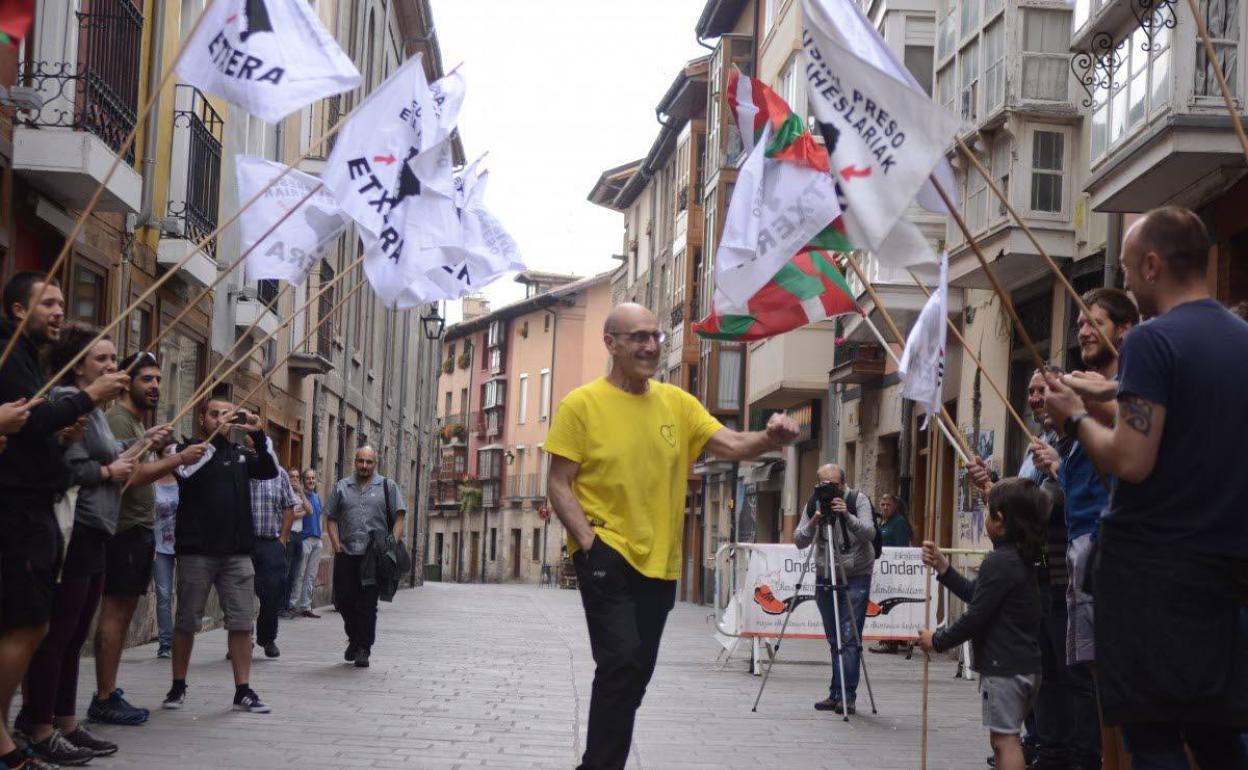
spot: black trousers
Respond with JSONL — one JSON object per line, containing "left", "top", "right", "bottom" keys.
{"left": 1034, "top": 585, "right": 1100, "bottom": 765}
{"left": 333, "top": 553, "right": 379, "bottom": 650}
{"left": 280, "top": 532, "right": 305, "bottom": 609}
{"left": 252, "top": 538, "right": 287, "bottom": 645}
{"left": 573, "top": 540, "right": 676, "bottom": 770}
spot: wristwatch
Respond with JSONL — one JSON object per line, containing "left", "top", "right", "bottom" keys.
{"left": 1064, "top": 411, "right": 1089, "bottom": 437}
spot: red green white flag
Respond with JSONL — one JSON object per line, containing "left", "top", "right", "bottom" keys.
{"left": 694, "top": 71, "right": 859, "bottom": 342}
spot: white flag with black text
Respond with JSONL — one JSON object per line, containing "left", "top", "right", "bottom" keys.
{"left": 176, "top": 0, "right": 360, "bottom": 123}
{"left": 236, "top": 156, "right": 346, "bottom": 284}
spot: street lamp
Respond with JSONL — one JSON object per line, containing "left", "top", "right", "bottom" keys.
{"left": 421, "top": 307, "right": 444, "bottom": 340}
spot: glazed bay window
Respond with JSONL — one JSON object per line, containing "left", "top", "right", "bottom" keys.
{"left": 1196, "top": 0, "right": 1238, "bottom": 97}
{"left": 1022, "top": 9, "right": 1072, "bottom": 101}
{"left": 1030, "top": 130, "right": 1065, "bottom": 214}
{"left": 938, "top": 63, "right": 956, "bottom": 114}
{"left": 959, "top": 39, "right": 980, "bottom": 123}
{"left": 983, "top": 20, "right": 1005, "bottom": 113}
{"left": 991, "top": 134, "right": 1011, "bottom": 221}
{"left": 966, "top": 153, "right": 989, "bottom": 232}
{"left": 1089, "top": 25, "right": 1171, "bottom": 161}
{"left": 961, "top": 0, "right": 980, "bottom": 40}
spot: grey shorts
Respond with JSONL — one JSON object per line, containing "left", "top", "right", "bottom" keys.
{"left": 175, "top": 554, "right": 255, "bottom": 633}
{"left": 980, "top": 674, "right": 1039, "bottom": 734}
{"left": 1066, "top": 534, "right": 1096, "bottom": 665}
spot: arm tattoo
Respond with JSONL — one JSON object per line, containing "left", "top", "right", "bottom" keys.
{"left": 1120, "top": 395, "right": 1154, "bottom": 436}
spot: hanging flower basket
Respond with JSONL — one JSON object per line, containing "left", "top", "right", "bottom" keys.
{"left": 442, "top": 357, "right": 454, "bottom": 374}
{"left": 457, "top": 351, "right": 471, "bottom": 369}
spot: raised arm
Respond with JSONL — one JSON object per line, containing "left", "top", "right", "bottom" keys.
{"left": 703, "top": 412, "right": 799, "bottom": 461}
{"left": 1045, "top": 374, "right": 1165, "bottom": 484}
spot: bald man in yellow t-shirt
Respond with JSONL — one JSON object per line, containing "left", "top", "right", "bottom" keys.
{"left": 546, "top": 303, "right": 798, "bottom": 770}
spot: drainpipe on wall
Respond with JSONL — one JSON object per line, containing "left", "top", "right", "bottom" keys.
{"left": 541, "top": 305, "right": 558, "bottom": 575}
{"left": 1104, "top": 213, "right": 1123, "bottom": 288}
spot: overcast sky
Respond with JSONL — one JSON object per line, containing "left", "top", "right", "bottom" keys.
{"left": 430, "top": 0, "right": 710, "bottom": 323}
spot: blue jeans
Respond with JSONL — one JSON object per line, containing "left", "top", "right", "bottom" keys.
{"left": 153, "top": 552, "right": 175, "bottom": 648}
{"left": 815, "top": 572, "right": 871, "bottom": 704}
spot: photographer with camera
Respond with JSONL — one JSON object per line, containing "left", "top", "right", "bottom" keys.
{"left": 794, "top": 463, "right": 878, "bottom": 716}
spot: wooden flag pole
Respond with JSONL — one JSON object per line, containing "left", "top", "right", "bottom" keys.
{"left": 32, "top": 114, "right": 351, "bottom": 401}
{"left": 1187, "top": 0, "right": 1248, "bottom": 163}
{"left": 927, "top": 176, "right": 1046, "bottom": 371}
{"left": 841, "top": 251, "right": 976, "bottom": 464}
{"left": 0, "top": 0, "right": 218, "bottom": 371}
{"left": 908, "top": 270, "right": 1038, "bottom": 445}
{"left": 197, "top": 279, "right": 368, "bottom": 447}
{"left": 952, "top": 138, "right": 1119, "bottom": 357}
{"left": 920, "top": 419, "right": 939, "bottom": 770}
{"left": 118, "top": 255, "right": 364, "bottom": 492}
{"left": 134, "top": 182, "right": 326, "bottom": 368}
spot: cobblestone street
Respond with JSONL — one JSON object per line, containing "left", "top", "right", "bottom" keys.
{"left": 73, "top": 583, "right": 987, "bottom": 769}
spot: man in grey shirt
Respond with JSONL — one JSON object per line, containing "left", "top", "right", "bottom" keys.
{"left": 325, "top": 445, "right": 405, "bottom": 668}
{"left": 794, "top": 463, "right": 877, "bottom": 715}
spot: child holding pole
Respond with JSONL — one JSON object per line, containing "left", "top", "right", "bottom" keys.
{"left": 917, "top": 478, "right": 1046, "bottom": 770}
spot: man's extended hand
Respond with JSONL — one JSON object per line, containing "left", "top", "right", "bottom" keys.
{"left": 921, "top": 540, "right": 949, "bottom": 575}
{"left": 177, "top": 443, "right": 209, "bottom": 466}
{"left": 0, "top": 397, "right": 42, "bottom": 434}
{"left": 1061, "top": 371, "right": 1118, "bottom": 402}
{"left": 83, "top": 371, "right": 130, "bottom": 404}
{"left": 764, "top": 413, "right": 800, "bottom": 446}
{"left": 1030, "top": 438, "right": 1061, "bottom": 476}
{"left": 967, "top": 456, "right": 993, "bottom": 494}
{"left": 830, "top": 497, "right": 849, "bottom": 517}
{"left": 917, "top": 629, "right": 935, "bottom": 653}
{"left": 1043, "top": 372, "right": 1086, "bottom": 430}
{"left": 142, "top": 423, "right": 174, "bottom": 451}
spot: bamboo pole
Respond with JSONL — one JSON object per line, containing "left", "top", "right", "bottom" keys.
{"left": 928, "top": 176, "right": 1046, "bottom": 371}
{"left": 0, "top": 0, "right": 218, "bottom": 370}
{"left": 32, "top": 114, "right": 352, "bottom": 401}
{"left": 199, "top": 279, "right": 368, "bottom": 447}
{"left": 133, "top": 182, "right": 325, "bottom": 369}
{"left": 908, "top": 270, "right": 1037, "bottom": 444}
{"left": 841, "top": 252, "right": 976, "bottom": 464}
{"left": 119, "top": 255, "right": 364, "bottom": 492}
{"left": 1187, "top": 0, "right": 1248, "bottom": 163}
{"left": 920, "top": 419, "right": 938, "bottom": 770}
{"left": 953, "top": 138, "right": 1119, "bottom": 358}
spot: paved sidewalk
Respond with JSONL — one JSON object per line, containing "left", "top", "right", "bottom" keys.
{"left": 71, "top": 582, "right": 988, "bottom": 769}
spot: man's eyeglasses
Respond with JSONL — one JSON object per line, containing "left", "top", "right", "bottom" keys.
{"left": 607, "top": 329, "right": 667, "bottom": 345}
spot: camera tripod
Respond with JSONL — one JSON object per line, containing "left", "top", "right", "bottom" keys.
{"left": 751, "top": 519, "right": 878, "bottom": 720}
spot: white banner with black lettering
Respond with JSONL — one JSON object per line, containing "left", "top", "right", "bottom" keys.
{"left": 236, "top": 156, "right": 346, "bottom": 284}
{"left": 176, "top": 0, "right": 360, "bottom": 123}
{"left": 739, "top": 545, "right": 935, "bottom": 641}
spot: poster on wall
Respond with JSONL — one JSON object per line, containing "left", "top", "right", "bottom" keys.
{"left": 956, "top": 429, "right": 995, "bottom": 549}
{"left": 739, "top": 545, "right": 936, "bottom": 641}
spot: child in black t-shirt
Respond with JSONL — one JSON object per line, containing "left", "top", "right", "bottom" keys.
{"left": 917, "top": 477, "right": 1046, "bottom": 770}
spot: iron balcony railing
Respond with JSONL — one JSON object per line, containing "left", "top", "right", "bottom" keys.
{"left": 168, "top": 85, "right": 223, "bottom": 256}
{"left": 19, "top": 0, "right": 143, "bottom": 162}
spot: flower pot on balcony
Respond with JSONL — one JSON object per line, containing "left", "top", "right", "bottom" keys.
{"left": 457, "top": 351, "right": 471, "bottom": 369}
{"left": 442, "top": 358, "right": 454, "bottom": 374}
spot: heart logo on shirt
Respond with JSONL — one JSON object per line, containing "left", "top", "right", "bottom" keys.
{"left": 659, "top": 424, "right": 676, "bottom": 448}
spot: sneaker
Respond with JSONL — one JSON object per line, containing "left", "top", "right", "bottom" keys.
{"left": 28, "top": 730, "right": 94, "bottom": 767}
{"left": 277, "top": 609, "right": 295, "bottom": 620}
{"left": 813, "top": 696, "right": 840, "bottom": 711}
{"left": 232, "top": 689, "right": 270, "bottom": 714}
{"left": 162, "top": 682, "right": 187, "bottom": 710}
{"left": 353, "top": 649, "right": 370, "bottom": 668}
{"left": 262, "top": 642, "right": 280, "bottom": 658}
{"left": 62, "top": 726, "right": 117, "bottom": 758}
{"left": 156, "top": 644, "right": 172, "bottom": 659}
{"left": 343, "top": 642, "right": 359, "bottom": 662}
{"left": 12, "top": 748, "right": 61, "bottom": 770}
{"left": 87, "top": 689, "right": 148, "bottom": 726}
{"left": 300, "top": 609, "right": 321, "bottom": 619}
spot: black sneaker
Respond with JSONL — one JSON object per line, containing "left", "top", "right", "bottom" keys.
{"left": 63, "top": 726, "right": 118, "bottom": 757}
{"left": 354, "top": 649, "right": 370, "bottom": 668}
{"left": 262, "top": 642, "right": 280, "bottom": 658}
{"left": 13, "top": 748, "right": 61, "bottom": 770}
{"left": 232, "top": 689, "right": 271, "bottom": 714}
{"left": 344, "top": 642, "right": 359, "bottom": 662}
{"left": 162, "top": 682, "right": 187, "bottom": 710}
{"left": 156, "top": 644, "right": 172, "bottom": 659}
{"left": 29, "top": 729, "right": 94, "bottom": 766}
{"left": 87, "top": 689, "right": 149, "bottom": 725}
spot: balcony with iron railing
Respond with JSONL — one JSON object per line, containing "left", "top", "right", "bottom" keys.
{"left": 13, "top": 0, "right": 144, "bottom": 212}
{"left": 829, "top": 341, "right": 888, "bottom": 385}
{"left": 481, "top": 479, "right": 501, "bottom": 509}
{"left": 155, "top": 84, "right": 223, "bottom": 289}
{"left": 503, "top": 473, "right": 543, "bottom": 500}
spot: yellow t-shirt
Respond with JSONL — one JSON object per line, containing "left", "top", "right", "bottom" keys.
{"left": 544, "top": 377, "right": 723, "bottom": 580}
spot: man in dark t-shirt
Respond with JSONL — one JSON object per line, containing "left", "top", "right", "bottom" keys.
{"left": 1044, "top": 206, "right": 1248, "bottom": 768}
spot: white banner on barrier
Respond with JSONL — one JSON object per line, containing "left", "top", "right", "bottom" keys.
{"left": 740, "top": 545, "right": 935, "bottom": 641}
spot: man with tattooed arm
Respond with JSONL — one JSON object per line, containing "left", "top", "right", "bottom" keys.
{"left": 1044, "top": 207, "right": 1248, "bottom": 768}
